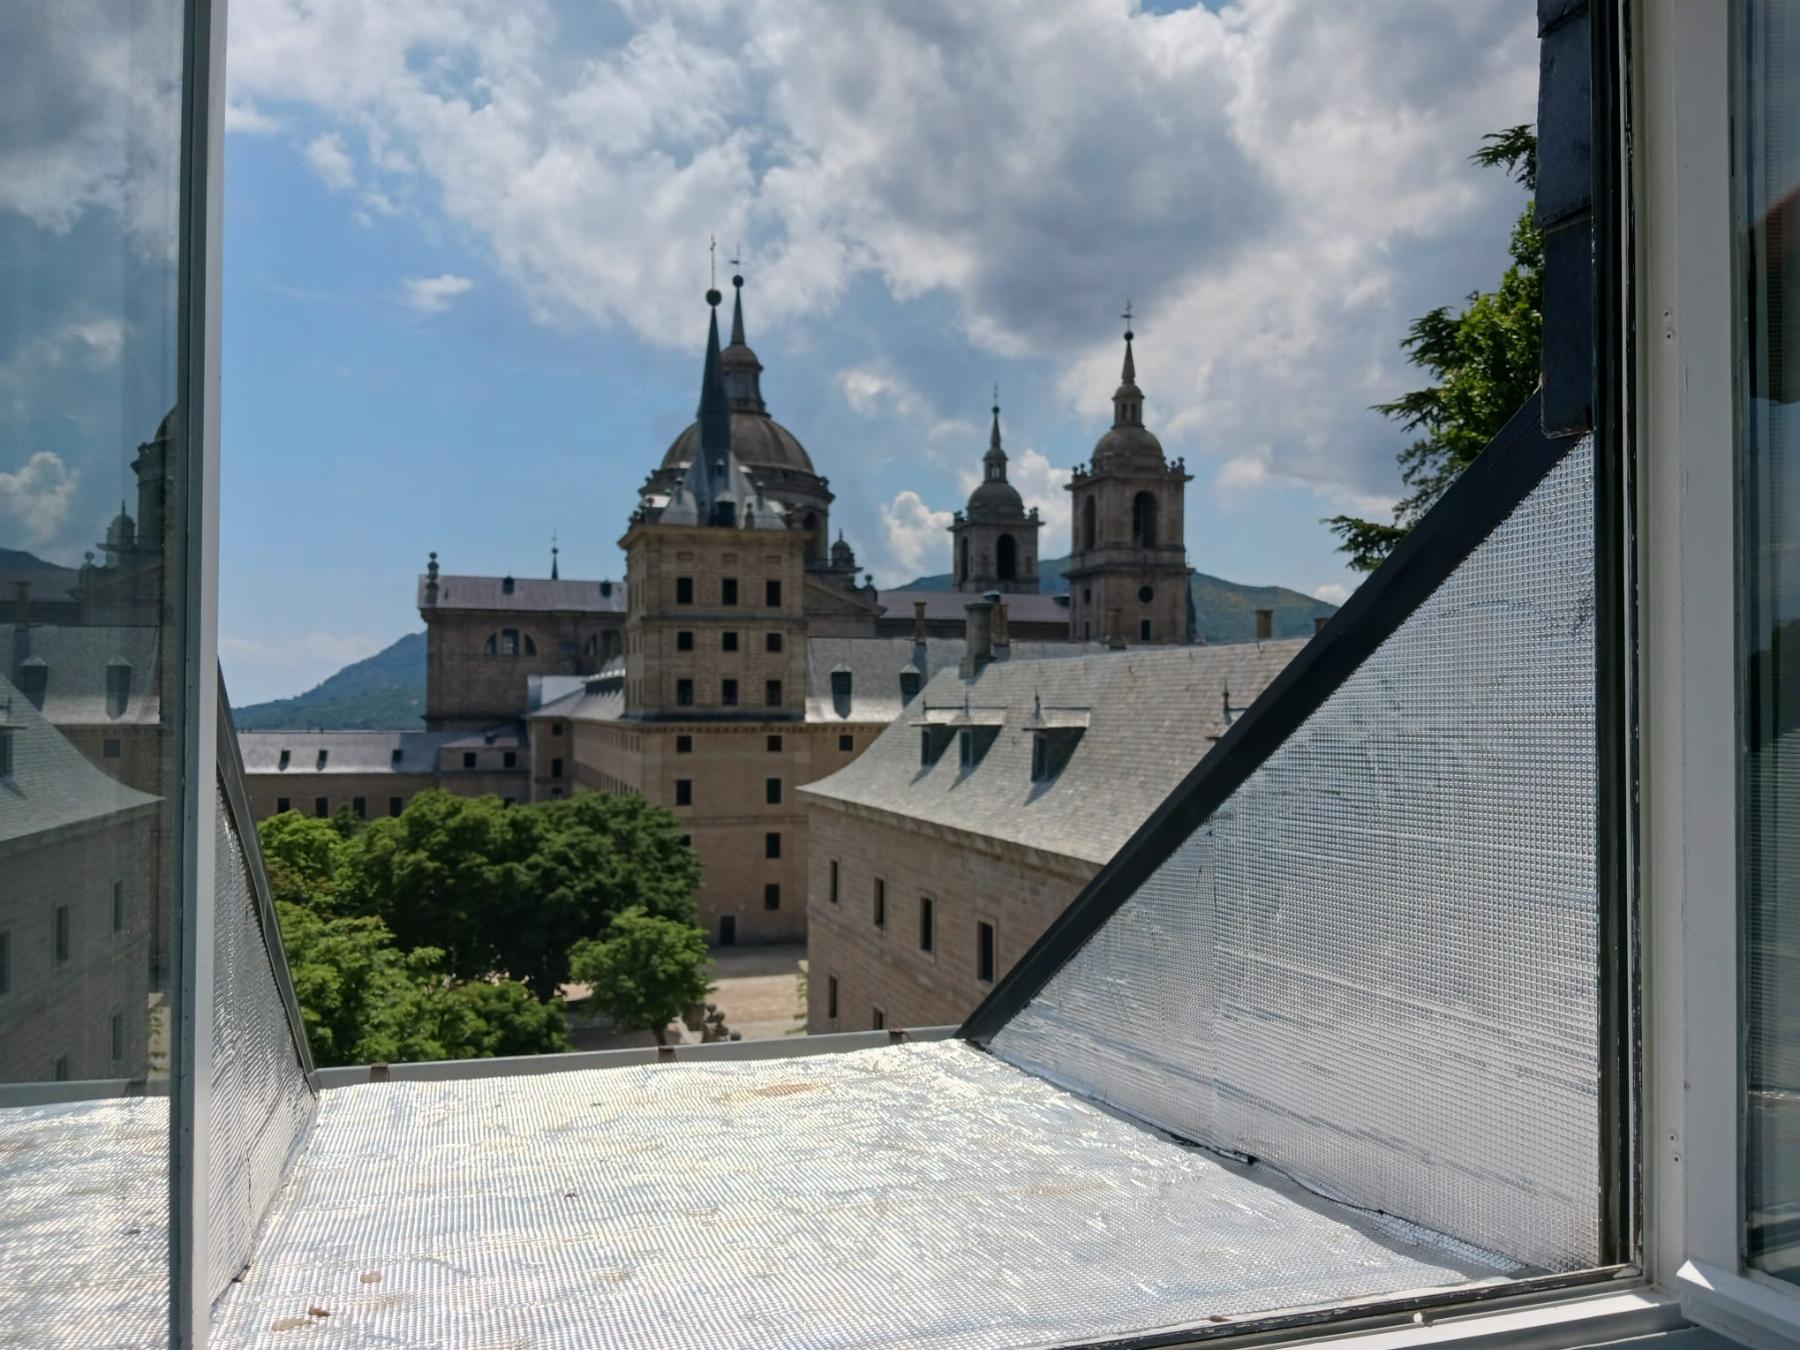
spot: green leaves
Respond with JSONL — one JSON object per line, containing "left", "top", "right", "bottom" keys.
{"left": 1328, "top": 127, "right": 1542, "bottom": 572}
{"left": 568, "top": 908, "right": 713, "bottom": 1046}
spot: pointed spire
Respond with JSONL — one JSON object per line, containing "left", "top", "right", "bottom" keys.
{"left": 697, "top": 286, "right": 730, "bottom": 453}
{"left": 989, "top": 384, "right": 1003, "bottom": 452}
{"left": 1112, "top": 304, "right": 1144, "bottom": 430}
{"left": 730, "top": 272, "right": 747, "bottom": 346}
{"left": 550, "top": 531, "right": 560, "bottom": 581}
{"left": 984, "top": 386, "right": 1008, "bottom": 482}
{"left": 719, "top": 268, "right": 767, "bottom": 412}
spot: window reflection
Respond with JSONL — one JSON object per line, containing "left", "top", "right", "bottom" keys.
{"left": 0, "top": 0, "right": 189, "bottom": 1340}
{"left": 1739, "top": 0, "right": 1800, "bottom": 1288}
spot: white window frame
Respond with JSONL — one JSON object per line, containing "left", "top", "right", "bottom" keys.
{"left": 1638, "top": 1, "right": 1800, "bottom": 1341}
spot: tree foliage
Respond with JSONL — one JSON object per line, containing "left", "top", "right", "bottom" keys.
{"left": 256, "top": 788, "right": 701, "bottom": 1066}
{"left": 568, "top": 907, "right": 713, "bottom": 1046}
{"left": 335, "top": 790, "right": 701, "bottom": 998}
{"left": 1327, "top": 126, "right": 1542, "bottom": 571}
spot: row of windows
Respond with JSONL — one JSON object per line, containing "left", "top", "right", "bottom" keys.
{"left": 918, "top": 727, "right": 1081, "bottom": 781}
{"left": 674, "top": 578, "right": 783, "bottom": 607}
{"left": 38, "top": 1010, "right": 129, "bottom": 1082}
{"left": 675, "top": 678, "right": 784, "bottom": 707}
{"left": 824, "top": 866, "right": 994, "bottom": 983}
{"left": 12, "top": 662, "right": 135, "bottom": 716}
{"left": 1075, "top": 491, "right": 1162, "bottom": 552}
{"left": 0, "top": 884, "right": 130, "bottom": 996}
{"left": 676, "top": 630, "right": 785, "bottom": 653}
{"left": 673, "top": 733, "right": 855, "bottom": 754}
{"left": 673, "top": 778, "right": 782, "bottom": 807}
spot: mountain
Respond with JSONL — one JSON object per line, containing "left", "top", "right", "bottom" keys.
{"left": 898, "top": 555, "right": 1338, "bottom": 645}
{"left": 231, "top": 631, "right": 428, "bottom": 730}
{"left": 0, "top": 547, "right": 73, "bottom": 572}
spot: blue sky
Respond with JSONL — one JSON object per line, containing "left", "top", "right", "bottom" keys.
{"left": 0, "top": 2, "right": 1540, "bottom": 704}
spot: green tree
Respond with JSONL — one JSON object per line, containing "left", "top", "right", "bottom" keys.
{"left": 568, "top": 908, "right": 712, "bottom": 1046}
{"left": 1327, "top": 126, "right": 1542, "bottom": 571}
{"left": 257, "top": 810, "right": 348, "bottom": 910}
{"left": 338, "top": 790, "right": 700, "bottom": 998}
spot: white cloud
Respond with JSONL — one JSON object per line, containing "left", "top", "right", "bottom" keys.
{"left": 1313, "top": 582, "right": 1350, "bottom": 605}
{"left": 402, "top": 273, "right": 475, "bottom": 313}
{"left": 304, "top": 132, "right": 357, "bottom": 191}
{"left": 0, "top": 452, "right": 81, "bottom": 549}
{"left": 219, "top": 632, "right": 385, "bottom": 705}
{"left": 228, "top": 0, "right": 1537, "bottom": 506}
{"left": 875, "top": 489, "right": 953, "bottom": 585}
{"left": 0, "top": 318, "right": 127, "bottom": 419}
{"left": 838, "top": 367, "right": 921, "bottom": 418}
{"left": 226, "top": 101, "right": 282, "bottom": 134}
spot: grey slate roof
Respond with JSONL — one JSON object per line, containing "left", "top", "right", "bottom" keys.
{"left": 237, "top": 730, "right": 470, "bottom": 776}
{"left": 876, "top": 589, "right": 1070, "bottom": 626}
{"left": 802, "top": 639, "right": 1308, "bottom": 864}
{"left": 0, "top": 623, "right": 162, "bottom": 726}
{"left": 0, "top": 674, "right": 159, "bottom": 847}
{"left": 802, "top": 637, "right": 1097, "bottom": 724}
{"left": 417, "top": 575, "right": 627, "bottom": 614}
{"left": 528, "top": 670, "right": 625, "bottom": 725}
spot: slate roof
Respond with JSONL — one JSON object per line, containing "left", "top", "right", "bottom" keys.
{"left": 528, "top": 671, "right": 625, "bottom": 725}
{"left": 802, "top": 639, "right": 1308, "bottom": 864}
{"left": 0, "top": 623, "right": 162, "bottom": 726}
{"left": 0, "top": 674, "right": 159, "bottom": 847}
{"left": 876, "top": 589, "right": 1070, "bottom": 626}
{"left": 801, "top": 636, "right": 1094, "bottom": 724}
{"left": 236, "top": 730, "right": 471, "bottom": 776}
{"left": 417, "top": 575, "right": 627, "bottom": 614}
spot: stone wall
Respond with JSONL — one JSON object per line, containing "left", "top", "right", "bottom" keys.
{"left": 424, "top": 608, "right": 624, "bottom": 730}
{"left": 804, "top": 801, "right": 1096, "bottom": 1032}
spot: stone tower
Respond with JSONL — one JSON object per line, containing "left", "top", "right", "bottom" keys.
{"left": 950, "top": 398, "right": 1041, "bottom": 593}
{"left": 1063, "top": 326, "right": 1192, "bottom": 644}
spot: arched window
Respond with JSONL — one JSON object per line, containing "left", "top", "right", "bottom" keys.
{"left": 996, "top": 534, "right": 1017, "bottom": 582}
{"left": 959, "top": 535, "right": 970, "bottom": 583}
{"left": 1081, "top": 495, "right": 1097, "bottom": 552}
{"left": 1132, "top": 492, "right": 1158, "bottom": 547}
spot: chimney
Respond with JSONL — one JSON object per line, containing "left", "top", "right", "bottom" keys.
{"left": 424, "top": 552, "right": 440, "bottom": 607}
{"left": 961, "top": 597, "right": 995, "bottom": 676}
{"left": 912, "top": 600, "right": 927, "bottom": 642}
{"left": 1255, "top": 608, "right": 1273, "bottom": 641}
{"left": 1314, "top": 614, "right": 1328, "bottom": 635}
{"left": 13, "top": 581, "right": 29, "bottom": 626}
{"left": 1107, "top": 607, "right": 1126, "bottom": 651}
{"left": 12, "top": 583, "right": 28, "bottom": 668}
{"left": 992, "top": 601, "right": 1011, "bottom": 657}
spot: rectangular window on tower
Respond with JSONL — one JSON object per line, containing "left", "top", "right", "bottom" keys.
{"left": 677, "top": 577, "right": 694, "bottom": 605}
{"left": 722, "top": 578, "right": 738, "bottom": 606}
{"left": 766, "top": 579, "right": 782, "bottom": 607}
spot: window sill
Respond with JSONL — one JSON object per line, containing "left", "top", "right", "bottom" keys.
{"left": 1678, "top": 1260, "right": 1800, "bottom": 1350}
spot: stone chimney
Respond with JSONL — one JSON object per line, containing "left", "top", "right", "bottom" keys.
{"left": 992, "top": 600, "right": 1011, "bottom": 658}
{"left": 424, "top": 552, "right": 440, "bottom": 607}
{"left": 13, "top": 581, "right": 29, "bottom": 626}
{"left": 1255, "top": 608, "right": 1273, "bottom": 641}
{"left": 912, "top": 600, "right": 927, "bottom": 642}
{"left": 1106, "top": 607, "right": 1126, "bottom": 651}
{"left": 1314, "top": 614, "right": 1329, "bottom": 635}
{"left": 961, "top": 597, "right": 995, "bottom": 676}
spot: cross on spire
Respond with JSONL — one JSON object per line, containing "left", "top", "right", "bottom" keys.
{"left": 1121, "top": 299, "right": 1133, "bottom": 332}
{"left": 709, "top": 235, "right": 716, "bottom": 288}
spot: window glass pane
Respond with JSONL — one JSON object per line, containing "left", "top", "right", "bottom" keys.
{"left": 0, "top": 0, "right": 191, "bottom": 1337}
{"left": 1737, "top": 0, "right": 1800, "bottom": 1285}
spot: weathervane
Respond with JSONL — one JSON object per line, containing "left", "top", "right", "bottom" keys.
{"left": 709, "top": 235, "right": 716, "bottom": 288}
{"left": 1121, "top": 299, "right": 1134, "bottom": 333}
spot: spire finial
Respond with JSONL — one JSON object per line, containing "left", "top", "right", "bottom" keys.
{"left": 551, "top": 529, "right": 560, "bottom": 581}
{"left": 989, "top": 387, "right": 1003, "bottom": 455}
{"left": 729, "top": 255, "right": 747, "bottom": 346}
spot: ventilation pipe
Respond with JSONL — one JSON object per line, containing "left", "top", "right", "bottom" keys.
{"left": 993, "top": 601, "right": 1011, "bottom": 658}
{"left": 913, "top": 600, "right": 927, "bottom": 642}
{"left": 1255, "top": 608, "right": 1274, "bottom": 641}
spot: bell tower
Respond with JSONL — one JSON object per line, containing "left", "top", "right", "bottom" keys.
{"left": 1064, "top": 318, "right": 1192, "bottom": 644}
{"left": 950, "top": 394, "right": 1041, "bottom": 593}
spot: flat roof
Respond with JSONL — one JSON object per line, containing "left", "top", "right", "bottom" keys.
{"left": 200, "top": 1040, "right": 1510, "bottom": 1346}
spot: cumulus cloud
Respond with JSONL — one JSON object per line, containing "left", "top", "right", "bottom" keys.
{"left": 877, "top": 489, "right": 953, "bottom": 585}
{"left": 402, "top": 273, "right": 475, "bottom": 313}
{"left": 1313, "top": 582, "right": 1350, "bottom": 605}
{"left": 0, "top": 451, "right": 81, "bottom": 549}
{"left": 304, "top": 132, "right": 357, "bottom": 191}
{"left": 226, "top": 101, "right": 282, "bottom": 134}
{"left": 838, "top": 367, "right": 922, "bottom": 418}
{"left": 227, "top": 0, "right": 1536, "bottom": 509}
{"left": 0, "top": 317, "right": 127, "bottom": 419}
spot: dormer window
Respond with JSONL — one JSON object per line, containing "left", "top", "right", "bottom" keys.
{"left": 899, "top": 670, "right": 922, "bottom": 704}
{"left": 1029, "top": 726, "right": 1086, "bottom": 782}
{"left": 0, "top": 728, "right": 12, "bottom": 778}
{"left": 105, "top": 660, "right": 131, "bottom": 718}
{"left": 829, "top": 667, "right": 852, "bottom": 716}
{"left": 391, "top": 748, "right": 403, "bottom": 766}
{"left": 278, "top": 749, "right": 291, "bottom": 771}
{"left": 18, "top": 660, "right": 46, "bottom": 709}
{"left": 919, "top": 724, "right": 957, "bottom": 766}
{"left": 316, "top": 749, "right": 329, "bottom": 770}
{"left": 502, "top": 575, "right": 516, "bottom": 595}
{"left": 958, "top": 725, "right": 1000, "bottom": 769}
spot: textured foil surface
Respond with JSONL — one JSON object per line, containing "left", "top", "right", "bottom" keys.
{"left": 209, "top": 1041, "right": 1513, "bottom": 1348}
{"left": 993, "top": 442, "right": 1599, "bottom": 1272}
{"left": 206, "top": 784, "right": 316, "bottom": 1299}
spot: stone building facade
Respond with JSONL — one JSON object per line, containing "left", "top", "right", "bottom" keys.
{"left": 801, "top": 639, "right": 1306, "bottom": 1031}
{"left": 1063, "top": 329, "right": 1195, "bottom": 645}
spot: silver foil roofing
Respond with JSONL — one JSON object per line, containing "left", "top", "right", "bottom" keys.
{"left": 207, "top": 1041, "right": 1512, "bottom": 1348}
{"left": 991, "top": 440, "right": 1599, "bottom": 1272}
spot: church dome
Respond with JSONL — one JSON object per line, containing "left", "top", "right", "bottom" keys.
{"left": 661, "top": 411, "right": 815, "bottom": 475}
{"left": 966, "top": 476, "right": 1025, "bottom": 520}
{"left": 1090, "top": 423, "right": 1166, "bottom": 468}
{"left": 105, "top": 505, "right": 136, "bottom": 550}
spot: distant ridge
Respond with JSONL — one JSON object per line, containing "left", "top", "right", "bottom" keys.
{"left": 231, "top": 631, "right": 427, "bottom": 730}
{"left": 897, "top": 555, "right": 1338, "bottom": 645}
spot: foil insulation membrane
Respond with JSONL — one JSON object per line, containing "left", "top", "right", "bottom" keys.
{"left": 992, "top": 441, "right": 1599, "bottom": 1272}
{"left": 209, "top": 1041, "right": 1514, "bottom": 1348}
{"left": 206, "top": 783, "right": 317, "bottom": 1299}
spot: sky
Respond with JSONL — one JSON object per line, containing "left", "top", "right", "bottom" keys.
{"left": 0, "top": 1, "right": 1541, "bottom": 705}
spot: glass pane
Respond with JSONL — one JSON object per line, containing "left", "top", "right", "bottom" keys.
{"left": 1739, "top": 0, "right": 1800, "bottom": 1287}
{"left": 0, "top": 0, "right": 191, "bottom": 1339}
